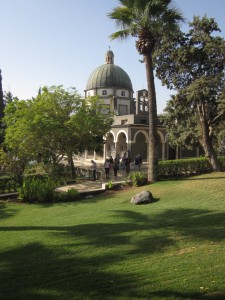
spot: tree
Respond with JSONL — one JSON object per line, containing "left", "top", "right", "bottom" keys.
{"left": 4, "top": 91, "right": 14, "bottom": 105}
{"left": 3, "top": 86, "right": 113, "bottom": 177}
{"left": 0, "top": 70, "right": 5, "bottom": 145}
{"left": 108, "top": 0, "right": 184, "bottom": 182}
{"left": 154, "top": 16, "right": 225, "bottom": 171}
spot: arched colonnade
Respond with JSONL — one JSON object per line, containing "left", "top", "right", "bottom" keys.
{"left": 102, "top": 127, "right": 169, "bottom": 162}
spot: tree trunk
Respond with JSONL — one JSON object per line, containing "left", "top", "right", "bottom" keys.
{"left": 144, "top": 53, "right": 158, "bottom": 182}
{"left": 68, "top": 153, "right": 76, "bottom": 178}
{"left": 198, "top": 107, "right": 221, "bottom": 172}
{"left": 201, "top": 130, "right": 221, "bottom": 172}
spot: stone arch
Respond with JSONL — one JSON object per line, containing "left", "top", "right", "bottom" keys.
{"left": 115, "top": 131, "right": 128, "bottom": 156}
{"left": 133, "top": 130, "right": 149, "bottom": 143}
{"left": 104, "top": 130, "right": 116, "bottom": 141}
{"left": 132, "top": 130, "right": 148, "bottom": 162}
{"left": 105, "top": 131, "right": 116, "bottom": 158}
{"left": 157, "top": 130, "right": 165, "bottom": 143}
{"left": 115, "top": 130, "right": 128, "bottom": 143}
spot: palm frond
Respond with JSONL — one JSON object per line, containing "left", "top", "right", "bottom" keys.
{"left": 109, "top": 29, "right": 132, "bottom": 41}
{"left": 108, "top": 0, "right": 185, "bottom": 45}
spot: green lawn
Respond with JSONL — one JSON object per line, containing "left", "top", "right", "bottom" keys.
{"left": 1, "top": 172, "right": 225, "bottom": 300}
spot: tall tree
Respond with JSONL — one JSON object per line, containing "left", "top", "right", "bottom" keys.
{"left": 0, "top": 69, "right": 5, "bottom": 145}
{"left": 154, "top": 16, "right": 225, "bottom": 171}
{"left": 4, "top": 91, "right": 14, "bottom": 105}
{"left": 108, "top": 0, "right": 184, "bottom": 182}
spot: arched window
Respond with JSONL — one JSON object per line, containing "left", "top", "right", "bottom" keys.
{"left": 102, "top": 90, "right": 107, "bottom": 96}
{"left": 121, "top": 91, "right": 125, "bottom": 96}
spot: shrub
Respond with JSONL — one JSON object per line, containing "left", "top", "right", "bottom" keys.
{"left": 106, "top": 180, "right": 114, "bottom": 189}
{"left": 129, "top": 171, "right": 148, "bottom": 186}
{"left": 0, "top": 176, "right": 18, "bottom": 193}
{"left": 55, "top": 188, "right": 79, "bottom": 202}
{"left": 219, "top": 156, "right": 225, "bottom": 171}
{"left": 19, "top": 177, "right": 56, "bottom": 203}
{"left": 158, "top": 157, "right": 212, "bottom": 178}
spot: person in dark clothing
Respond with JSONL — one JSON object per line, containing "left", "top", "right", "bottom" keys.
{"left": 91, "top": 160, "right": 97, "bottom": 181}
{"left": 109, "top": 156, "right": 114, "bottom": 172}
{"left": 135, "top": 154, "right": 142, "bottom": 171}
{"left": 113, "top": 156, "right": 120, "bottom": 177}
{"left": 125, "top": 157, "right": 131, "bottom": 175}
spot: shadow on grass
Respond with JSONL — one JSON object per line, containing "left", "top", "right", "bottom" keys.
{"left": 0, "top": 204, "right": 18, "bottom": 221}
{"left": 1, "top": 207, "right": 225, "bottom": 299}
{"left": 159, "top": 175, "right": 225, "bottom": 182}
{"left": 184, "top": 176, "right": 225, "bottom": 181}
{"left": 1, "top": 241, "right": 224, "bottom": 300}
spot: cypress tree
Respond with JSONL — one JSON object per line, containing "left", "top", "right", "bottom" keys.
{"left": 0, "top": 69, "right": 5, "bottom": 144}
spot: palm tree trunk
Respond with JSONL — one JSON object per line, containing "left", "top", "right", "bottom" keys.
{"left": 144, "top": 53, "right": 158, "bottom": 182}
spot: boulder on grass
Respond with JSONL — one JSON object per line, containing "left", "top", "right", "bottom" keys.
{"left": 131, "top": 190, "right": 153, "bottom": 205}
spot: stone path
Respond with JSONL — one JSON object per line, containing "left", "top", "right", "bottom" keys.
{"left": 55, "top": 175, "right": 128, "bottom": 194}
{"left": 56, "top": 163, "right": 148, "bottom": 193}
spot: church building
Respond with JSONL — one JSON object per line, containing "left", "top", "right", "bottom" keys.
{"left": 80, "top": 49, "right": 199, "bottom": 163}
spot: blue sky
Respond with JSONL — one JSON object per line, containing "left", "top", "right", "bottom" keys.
{"left": 0, "top": 0, "right": 225, "bottom": 113}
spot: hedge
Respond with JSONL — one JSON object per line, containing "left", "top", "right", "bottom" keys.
{"left": 158, "top": 156, "right": 225, "bottom": 178}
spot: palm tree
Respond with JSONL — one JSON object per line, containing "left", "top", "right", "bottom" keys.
{"left": 108, "top": 0, "right": 184, "bottom": 182}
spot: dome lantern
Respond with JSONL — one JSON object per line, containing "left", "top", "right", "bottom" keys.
{"left": 105, "top": 49, "right": 114, "bottom": 64}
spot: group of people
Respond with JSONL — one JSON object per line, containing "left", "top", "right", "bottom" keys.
{"left": 103, "top": 155, "right": 119, "bottom": 179}
{"left": 91, "top": 153, "right": 142, "bottom": 181}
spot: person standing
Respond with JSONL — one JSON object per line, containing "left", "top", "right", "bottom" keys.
{"left": 121, "top": 153, "right": 127, "bottom": 170}
{"left": 113, "top": 156, "right": 120, "bottom": 177}
{"left": 125, "top": 157, "right": 131, "bottom": 176}
{"left": 135, "top": 154, "right": 142, "bottom": 171}
{"left": 104, "top": 159, "right": 110, "bottom": 179}
{"left": 91, "top": 160, "right": 97, "bottom": 181}
{"left": 109, "top": 155, "right": 114, "bottom": 172}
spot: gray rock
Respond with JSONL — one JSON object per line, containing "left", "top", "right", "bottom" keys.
{"left": 131, "top": 190, "right": 153, "bottom": 205}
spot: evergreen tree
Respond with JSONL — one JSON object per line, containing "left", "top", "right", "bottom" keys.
{"left": 154, "top": 16, "right": 225, "bottom": 171}
{"left": 0, "top": 69, "right": 5, "bottom": 144}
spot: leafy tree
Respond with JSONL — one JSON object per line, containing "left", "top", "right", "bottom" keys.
{"left": 108, "top": 0, "right": 184, "bottom": 182}
{"left": 3, "top": 86, "right": 113, "bottom": 178}
{"left": 154, "top": 16, "right": 225, "bottom": 171}
{"left": 0, "top": 147, "right": 26, "bottom": 186}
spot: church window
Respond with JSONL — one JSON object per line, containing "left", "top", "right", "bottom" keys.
{"left": 119, "top": 105, "right": 128, "bottom": 115}
{"left": 102, "top": 90, "right": 107, "bottom": 96}
{"left": 121, "top": 91, "right": 125, "bottom": 96}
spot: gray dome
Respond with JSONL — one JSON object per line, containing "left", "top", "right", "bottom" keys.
{"left": 86, "top": 64, "right": 133, "bottom": 90}
{"left": 86, "top": 50, "right": 133, "bottom": 91}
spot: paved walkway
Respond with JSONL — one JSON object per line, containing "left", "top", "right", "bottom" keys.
{"left": 55, "top": 162, "right": 148, "bottom": 193}
{"left": 55, "top": 173, "right": 129, "bottom": 194}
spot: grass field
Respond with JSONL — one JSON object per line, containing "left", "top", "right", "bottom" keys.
{"left": 0, "top": 172, "right": 225, "bottom": 300}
